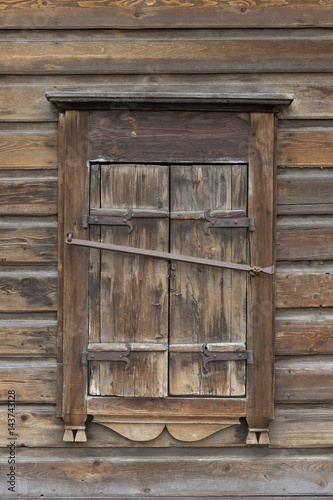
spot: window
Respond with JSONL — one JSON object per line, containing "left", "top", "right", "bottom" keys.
{"left": 47, "top": 92, "right": 292, "bottom": 445}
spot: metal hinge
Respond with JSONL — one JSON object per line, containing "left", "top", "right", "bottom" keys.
{"left": 204, "top": 211, "right": 255, "bottom": 235}
{"left": 203, "top": 345, "right": 253, "bottom": 372}
{"left": 81, "top": 346, "right": 131, "bottom": 370}
{"left": 82, "top": 210, "right": 133, "bottom": 233}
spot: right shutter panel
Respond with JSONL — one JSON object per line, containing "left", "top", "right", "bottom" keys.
{"left": 169, "top": 164, "right": 248, "bottom": 397}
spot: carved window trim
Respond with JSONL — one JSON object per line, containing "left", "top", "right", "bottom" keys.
{"left": 47, "top": 91, "right": 293, "bottom": 445}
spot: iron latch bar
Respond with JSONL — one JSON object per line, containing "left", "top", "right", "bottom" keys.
{"left": 66, "top": 234, "right": 274, "bottom": 275}
{"left": 204, "top": 211, "right": 255, "bottom": 235}
{"left": 203, "top": 345, "right": 253, "bottom": 372}
{"left": 82, "top": 210, "right": 133, "bottom": 233}
{"left": 81, "top": 346, "right": 131, "bottom": 370}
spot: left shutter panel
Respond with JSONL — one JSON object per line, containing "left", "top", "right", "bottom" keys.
{"left": 88, "top": 164, "right": 169, "bottom": 397}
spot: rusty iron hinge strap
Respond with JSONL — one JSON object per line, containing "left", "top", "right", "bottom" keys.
{"left": 203, "top": 345, "right": 253, "bottom": 372}
{"left": 204, "top": 211, "right": 255, "bottom": 235}
{"left": 82, "top": 210, "right": 133, "bottom": 233}
{"left": 82, "top": 347, "right": 130, "bottom": 370}
{"left": 65, "top": 235, "right": 274, "bottom": 275}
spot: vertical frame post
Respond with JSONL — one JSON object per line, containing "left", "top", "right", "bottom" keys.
{"left": 246, "top": 113, "right": 276, "bottom": 445}
{"left": 57, "top": 112, "right": 65, "bottom": 418}
{"left": 62, "top": 110, "right": 90, "bottom": 442}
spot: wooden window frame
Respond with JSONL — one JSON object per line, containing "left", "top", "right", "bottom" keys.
{"left": 47, "top": 91, "right": 293, "bottom": 445}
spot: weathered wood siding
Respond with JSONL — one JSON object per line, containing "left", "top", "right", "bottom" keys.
{"left": 0, "top": 3, "right": 333, "bottom": 497}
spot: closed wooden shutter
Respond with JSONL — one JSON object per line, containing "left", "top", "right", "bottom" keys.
{"left": 169, "top": 164, "right": 247, "bottom": 396}
{"left": 87, "top": 163, "right": 248, "bottom": 398}
{"left": 89, "top": 164, "right": 169, "bottom": 397}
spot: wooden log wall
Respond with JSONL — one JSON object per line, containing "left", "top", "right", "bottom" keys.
{"left": 1, "top": 2, "right": 333, "bottom": 497}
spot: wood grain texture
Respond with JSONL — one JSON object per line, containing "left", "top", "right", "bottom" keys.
{"left": 99, "top": 164, "right": 169, "bottom": 344}
{"left": 0, "top": 217, "right": 57, "bottom": 264}
{"left": 57, "top": 112, "right": 65, "bottom": 375}
{"left": 169, "top": 353, "right": 246, "bottom": 398}
{"left": 0, "top": 171, "right": 57, "bottom": 215}
{"left": 91, "top": 164, "right": 169, "bottom": 398}
{"left": 0, "top": 405, "right": 246, "bottom": 448}
{"left": 277, "top": 168, "right": 333, "bottom": 212}
{"left": 62, "top": 110, "right": 89, "bottom": 426}
{"left": 0, "top": 314, "right": 56, "bottom": 356}
{"left": 275, "top": 309, "right": 333, "bottom": 355}
{"left": 276, "top": 217, "right": 333, "bottom": 261}
{"left": 277, "top": 129, "right": 333, "bottom": 167}
{"left": 0, "top": 130, "right": 57, "bottom": 168}
{"left": 0, "top": 267, "right": 57, "bottom": 312}
{"left": 2, "top": 448, "right": 333, "bottom": 497}
{"left": 0, "top": 360, "right": 56, "bottom": 403}
{"left": 87, "top": 164, "right": 101, "bottom": 344}
{"left": 276, "top": 263, "right": 333, "bottom": 309}
{"left": 1, "top": 403, "right": 333, "bottom": 449}
{"left": 1, "top": 1, "right": 333, "bottom": 29}
{"left": 87, "top": 397, "right": 246, "bottom": 418}
{"left": 269, "top": 404, "right": 333, "bottom": 448}
{"left": 275, "top": 356, "right": 333, "bottom": 402}
{"left": 246, "top": 113, "right": 275, "bottom": 427}
{"left": 90, "top": 110, "right": 248, "bottom": 163}
{"left": 1, "top": 30, "right": 333, "bottom": 74}
{"left": 90, "top": 352, "right": 168, "bottom": 398}
{"left": 169, "top": 164, "right": 247, "bottom": 397}
{"left": 2, "top": 75, "right": 333, "bottom": 121}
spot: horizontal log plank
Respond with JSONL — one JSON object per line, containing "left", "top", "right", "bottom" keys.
{"left": 0, "top": 498, "right": 322, "bottom": 500}
{"left": 1, "top": 30, "right": 333, "bottom": 74}
{"left": 275, "top": 309, "right": 333, "bottom": 355}
{"left": 2, "top": 447, "right": 333, "bottom": 497}
{"left": 276, "top": 263, "right": 333, "bottom": 309}
{"left": 0, "top": 360, "right": 56, "bottom": 403}
{"left": 0, "top": 263, "right": 331, "bottom": 313}
{"left": 2, "top": 75, "right": 333, "bottom": 121}
{"left": 276, "top": 217, "right": 333, "bottom": 261}
{"left": 275, "top": 356, "right": 333, "bottom": 403}
{"left": 277, "top": 168, "right": 333, "bottom": 207}
{"left": 277, "top": 205, "right": 333, "bottom": 215}
{"left": 277, "top": 130, "right": 333, "bottom": 167}
{"left": 270, "top": 404, "right": 333, "bottom": 448}
{"left": 0, "top": 315, "right": 56, "bottom": 356}
{"left": 87, "top": 397, "right": 245, "bottom": 418}
{"left": 0, "top": 217, "right": 57, "bottom": 264}
{"left": 90, "top": 110, "right": 249, "bottom": 163}
{"left": 0, "top": 171, "right": 57, "bottom": 215}
{"left": 1, "top": 404, "right": 333, "bottom": 449}
{"left": 277, "top": 227, "right": 333, "bottom": 261}
{"left": 1, "top": 1, "right": 333, "bottom": 29}
{"left": 0, "top": 131, "right": 57, "bottom": 168}
{"left": 0, "top": 405, "right": 247, "bottom": 448}
{"left": 0, "top": 267, "right": 57, "bottom": 312}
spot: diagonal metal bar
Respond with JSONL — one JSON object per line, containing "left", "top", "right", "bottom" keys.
{"left": 65, "top": 234, "right": 274, "bottom": 275}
